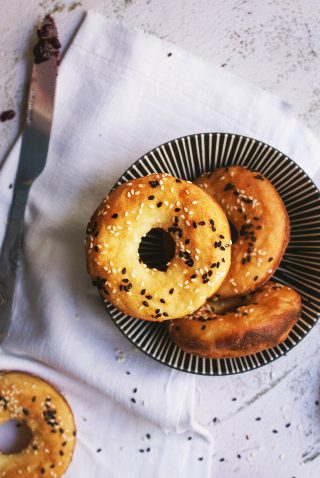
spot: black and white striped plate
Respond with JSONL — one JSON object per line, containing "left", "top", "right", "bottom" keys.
{"left": 104, "top": 133, "right": 320, "bottom": 375}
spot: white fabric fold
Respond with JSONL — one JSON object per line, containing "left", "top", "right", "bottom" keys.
{"left": 0, "top": 9, "right": 319, "bottom": 477}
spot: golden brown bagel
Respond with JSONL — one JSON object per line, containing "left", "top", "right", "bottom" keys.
{"left": 0, "top": 371, "right": 76, "bottom": 477}
{"left": 86, "top": 173, "right": 231, "bottom": 321}
{"left": 168, "top": 282, "right": 301, "bottom": 358}
{"left": 194, "top": 166, "right": 290, "bottom": 298}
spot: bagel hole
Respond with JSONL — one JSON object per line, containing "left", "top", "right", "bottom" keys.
{"left": 0, "top": 419, "right": 33, "bottom": 454}
{"left": 138, "top": 228, "right": 176, "bottom": 271}
{"left": 228, "top": 220, "right": 239, "bottom": 245}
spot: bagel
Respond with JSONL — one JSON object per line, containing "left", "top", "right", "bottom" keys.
{"left": 86, "top": 173, "right": 231, "bottom": 321}
{"left": 194, "top": 166, "right": 290, "bottom": 298}
{"left": 168, "top": 282, "right": 301, "bottom": 358}
{"left": 0, "top": 371, "right": 76, "bottom": 477}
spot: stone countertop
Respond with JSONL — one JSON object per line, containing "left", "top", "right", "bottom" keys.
{"left": 0, "top": 1, "right": 320, "bottom": 477}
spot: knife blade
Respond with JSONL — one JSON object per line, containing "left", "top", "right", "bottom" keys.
{"left": 0, "top": 15, "right": 61, "bottom": 343}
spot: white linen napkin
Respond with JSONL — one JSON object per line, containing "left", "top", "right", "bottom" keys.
{"left": 0, "top": 10, "right": 319, "bottom": 478}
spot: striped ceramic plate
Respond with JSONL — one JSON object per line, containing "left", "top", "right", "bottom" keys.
{"left": 104, "top": 133, "right": 320, "bottom": 375}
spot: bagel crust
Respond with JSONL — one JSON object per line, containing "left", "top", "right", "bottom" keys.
{"left": 168, "top": 282, "right": 301, "bottom": 358}
{"left": 194, "top": 166, "right": 290, "bottom": 298}
{"left": 86, "top": 173, "right": 231, "bottom": 321}
{"left": 0, "top": 371, "right": 76, "bottom": 478}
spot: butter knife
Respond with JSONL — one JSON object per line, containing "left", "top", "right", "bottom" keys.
{"left": 0, "top": 15, "right": 61, "bottom": 342}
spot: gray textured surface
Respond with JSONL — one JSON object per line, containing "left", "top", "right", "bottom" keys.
{"left": 0, "top": 1, "right": 319, "bottom": 477}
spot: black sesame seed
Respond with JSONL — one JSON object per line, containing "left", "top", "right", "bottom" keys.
{"left": 131, "top": 398, "right": 136, "bottom": 403}
{"left": 143, "top": 301, "right": 149, "bottom": 307}
{"left": 157, "top": 202, "right": 163, "bottom": 208}
{"left": 191, "top": 274, "right": 196, "bottom": 279}
{"left": 211, "top": 226, "right": 216, "bottom": 232}
{"left": 40, "top": 468, "right": 45, "bottom": 475}
{"left": 256, "top": 417, "right": 261, "bottom": 421}
{"left": 175, "top": 179, "right": 182, "bottom": 183}
{"left": 213, "top": 417, "right": 217, "bottom": 423}
{"left": 175, "top": 207, "right": 181, "bottom": 212}
{"left": 133, "top": 388, "right": 137, "bottom": 393}
{"left": 201, "top": 325, "right": 206, "bottom": 330}
{"left": 199, "top": 221, "right": 205, "bottom": 225}
{"left": 188, "top": 436, "right": 192, "bottom": 440}
{"left": 241, "top": 258, "right": 246, "bottom": 265}
{"left": 146, "top": 447, "right": 150, "bottom": 452}
{"left": 122, "top": 268, "right": 126, "bottom": 274}
{"left": 210, "top": 219, "right": 215, "bottom": 225}
{"left": 146, "top": 433, "right": 151, "bottom": 439}
{"left": 59, "top": 450, "right": 64, "bottom": 456}
{"left": 32, "top": 396, "right": 36, "bottom": 402}
{"left": 62, "top": 441, "right": 67, "bottom": 446}
{"left": 253, "top": 216, "right": 260, "bottom": 221}
{"left": 285, "top": 423, "right": 291, "bottom": 428}
{"left": 268, "top": 257, "right": 273, "bottom": 262}
{"left": 160, "top": 299, "right": 165, "bottom": 303}
{"left": 155, "top": 309, "right": 160, "bottom": 314}
{"left": 126, "top": 371, "right": 131, "bottom": 375}
{"left": 148, "top": 195, "right": 155, "bottom": 200}
{"left": 237, "top": 454, "right": 241, "bottom": 459}
{"left": 193, "top": 221, "right": 197, "bottom": 228}
{"left": 185, "top": 239, "right": 190, "bottom": 244}
{"left": 254, "top": 174, "right": 264, "bottom": 180}
{"left": 50, "top": 464, "right": 55, "bottom": 468}
{"left": 94, "top": 245, "right": 99, "bottom": 252}
{"left": 122, "top": 278, "right": 129, "bottom": 283}
{"left": 169, "top": 288, "right": 174, "bottom": 294}
{"left": 97, "top": 448, "right": 102, "bottom": 452}
{"left": 219, "top": 458, "right": 225, "bottom": 462}
{"left": 146, "top": 295, "right": 152, "bottom": 300}
{"left": 149, "top": 180, "right": 159, "bottom": 188}
{"left": 141, "top": 289, "right": 146, "bottom": 295}
{"left": 224, "top": 183, "right": 235, "bottom": 191}
{"left": 219, "top": 235, "right": 225, "bottom": 239}
{"left": 272, "top": 429, "right": 278, "bottom": 434}
{"left": 139, "top": 449, "right": 144, "bottom": 453}
{"left": 220, "top": 246, "right": 225, "bottom": 251}
{"left": 22, "top": 408, "right": 29, "bottom": 416}
{"left": 163, "top": 312, "right": 169, "bottom": 317}
{"left": 222, "top": 258, "right": 225, "bottom": 262}
{"left": 112, "top": 213, "right": 118, "bottom": 218}
{"left": 216, "top": 262, "right": 220, "bottom": 268}
{"left": 198, "top": 457, "right": 204, "bottom": 461}
{"left": 232, "top": 397, "right": 237, "bottom": 401}
{"left": 254, "top": 276, "right": 259, "bottom": 281}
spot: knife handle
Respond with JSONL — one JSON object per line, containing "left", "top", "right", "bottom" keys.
{"left": 0, "top": 185, "right": 30, "bottom": 342}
